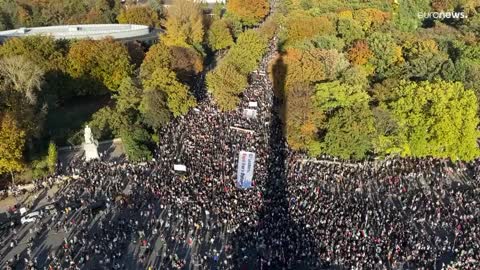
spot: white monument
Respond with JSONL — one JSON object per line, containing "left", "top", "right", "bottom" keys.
{"left": 83, "top": 125, "right": 99, "bottom": 161}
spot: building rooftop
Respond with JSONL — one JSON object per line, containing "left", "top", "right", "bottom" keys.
{"left": 0, "top": 24, "right": 152, "bottom": 42}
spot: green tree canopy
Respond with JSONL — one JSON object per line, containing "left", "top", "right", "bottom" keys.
{"left": 385, "top": 80, "right": 480, "bottom": 160}
{"left": 314, "top": 81, "right": 370, "bottom": 112}
{"left": 120, "top": 127, "right": 153, "bottom": 162}
{"left": 47, "top": 141, "right": 57, "bottom": 174}
{"left": 142, "top": 67, "right": 196, "bottom": 117}
{"left": 139, "top": 89, "right": 171, "bottom": 130}
{"left": 207, "top": 19, "right": 235, "bottom": 51}
{"left": 337, "top": 17, "right": 365, "bottom": 44}
{"left": 206, "top": 63, "right": 247, "bottom": 111}
{"left": 321, "top": 103, "right": 376, "bottom": 160}
{"left": 114, "top": 77, "right": 142, "bottom": 117}
{"left": 140, "top": 41, "right": 172, "bottom": 79}
{"left": 367, "top": 32, "right": 404, "bottom": 79}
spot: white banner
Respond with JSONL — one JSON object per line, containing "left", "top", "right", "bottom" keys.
{"left": 248, "top": 102, "right": 258, "bottom": 108}
{"left": 236, "top": 151, "right": 256, "bottom": 188}
{"left": 174, "top": 164, "right": 187, "bottom": 172}
{"left": 243, "top": 109, "right": 257, "bottom": 119}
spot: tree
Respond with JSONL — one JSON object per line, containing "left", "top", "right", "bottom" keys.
{"left": 0, "top": 55, "right": 44, "bottom": 104}
{"left": 206, "top": 63, "right": 247, "bottom": 111}
{"left": 227, "top": 0, "right": 270, "bottom": 26}
{"left": 117, "top": 5, "right": 161, "bottom": 27}
{"left": 114, "top": 77, "right": 142, "bottom": 115}
{"left": 402, "top": 38, "right": 439, "bottom": 60}
{"left": 169, "top": 46, "right": 204, "bottom": 85}
{"left": 89, "top": 107, "right": 121, "bottom": 140}
{"left": 139, "top": 89, "right": 171, "bottom": 130}
{"left": 283, "top": 12, "right": 335, "bottom": 46}
{"left": 385, "top": 80, "right": 480, "bottom": 160}
{"left": 67, "top": 38, "right": 133, "bottom": 93}
{"left": 336, "top": 17, "right": 365, "bottom": 44}
{"left": 393, "top": 0, "right": 430, "bottom": 32}
{"left": 162, "top": 0, "right": 204, "bottom": 48}
{"left": 0, "top": 36, "right": 67, "bottom": 72}
{"left": 310, "top": 35, "right": 345, "bottom": 51}
{"left": 431, "top": 0, "right": 449, "bottom": 11}
{"left": 367, "top": 32, "right": 404, "bottom": 79}
{"left": 283, "top": 48, "right": 348, "bottom": 86}
{"left": 0, "top": 0, "right": 18, "bottom": 29}
{"left": 314, "top": 81, "right": 370, "bottom": 112}
{"left": 120, "top": 127, "right": 152, "bottom": 162}
{"left": 372, "top": 106, "right": 400, "bottom": 156}
{"left": 140, "top": 41, "right": 172, "bottom": 79}
{"left": 47, "top": 141, "right": 57, "bottom": 174}
{"left": 207, "top": 19, "right": 234, "bottom": 51}
{"left": 347, "top": 40, "right": 373, "bottom": 66}
{"left": 284, "top": 82, "right": 325, "bottom": 153}
{"left": 0, "top": 36, "right": 73, "bottom": 100}
{"left": 400, "top": 38, "right": 451, "bottom": 81}
{"left": 142, "top": 67, "right": 196, "bottom": 117}
{"left": 225, "top": 30, "right": 267, "bottom": 75}
{"left": 8, "top": 0, "right": 120, "bottom": 26}
{"left": 317, "top": 49, "right": 349, "bottom": 80}
{"left": 283, "top": 48, "right": 325, "bottom": 86}
{"left": 340, "top": 65, "right": 370, "bottom": 90}
{"left": 322, "top": 103, "right": 376, "bottom": 160}
{"left": 405, "top": 52, "right": 449, "bottom": 81}
{"left": 353, "top": 8, "right": 391, "bottom": 32}
{"left": 0, "top": 113, "right": 25, "bottom": 182}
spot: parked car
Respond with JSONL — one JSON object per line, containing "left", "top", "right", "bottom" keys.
{"left": 20, "top": 211, "right": 41, "bottom": 224}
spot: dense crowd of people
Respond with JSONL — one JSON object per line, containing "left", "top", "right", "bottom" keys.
{"left": 0, "top": 28, "right": 479, "bottom": 270}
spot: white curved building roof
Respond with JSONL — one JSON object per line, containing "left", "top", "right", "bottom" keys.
{"left": 0, "top": 24, "right": 152, "bottom": 42}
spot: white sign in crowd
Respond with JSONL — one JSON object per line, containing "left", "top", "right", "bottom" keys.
{"left": 236, "top": 151, "right": 256, "bottom": 188}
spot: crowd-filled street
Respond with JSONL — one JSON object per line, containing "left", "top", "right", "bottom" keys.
{"left": 0, "top": 35, "right": 479, "bottom": 270}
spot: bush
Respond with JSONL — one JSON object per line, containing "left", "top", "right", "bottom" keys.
{"left": 121, "top": 127, "right": 153, "bottom": 162}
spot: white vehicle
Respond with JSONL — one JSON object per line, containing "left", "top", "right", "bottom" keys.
{"left": 20, "top": 211, "right": 41, "bottom": 224}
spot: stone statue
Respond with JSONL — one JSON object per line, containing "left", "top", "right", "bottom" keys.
{"left": 83, "top": 125, "right": 99, "bottom": 161}
{"left": 84, "top": 125, "right": 94, "bottom": 144}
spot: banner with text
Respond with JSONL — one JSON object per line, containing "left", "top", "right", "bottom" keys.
{"left": 236, "top": 151, "right": 256, "bottom": 189}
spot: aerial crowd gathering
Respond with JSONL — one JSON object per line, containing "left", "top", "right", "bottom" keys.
{"left": 0, "top": 28, "right": 480, "bottom": 270}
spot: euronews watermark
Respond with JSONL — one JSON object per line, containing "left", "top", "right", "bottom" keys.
{"left": 418, "top": 11, "right": 468, "bottom": 19}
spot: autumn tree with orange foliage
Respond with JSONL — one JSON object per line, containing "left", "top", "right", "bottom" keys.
{"left": 227, "top": 0, "right": 270, "bottom": 26}
{"left": 283, "top": 48, "right": 326, "bottom": 87}
{"left": 347, "top": 40, "right": 373, "bottom": 66}
{"left": 284, "top": 12, "right": 335, "bottom": 46}
{"left": 283, "top": 47, "right": 349, "bottom": 87}
{"left": 284, "top": 82, "right": 324, "bottom": 154}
